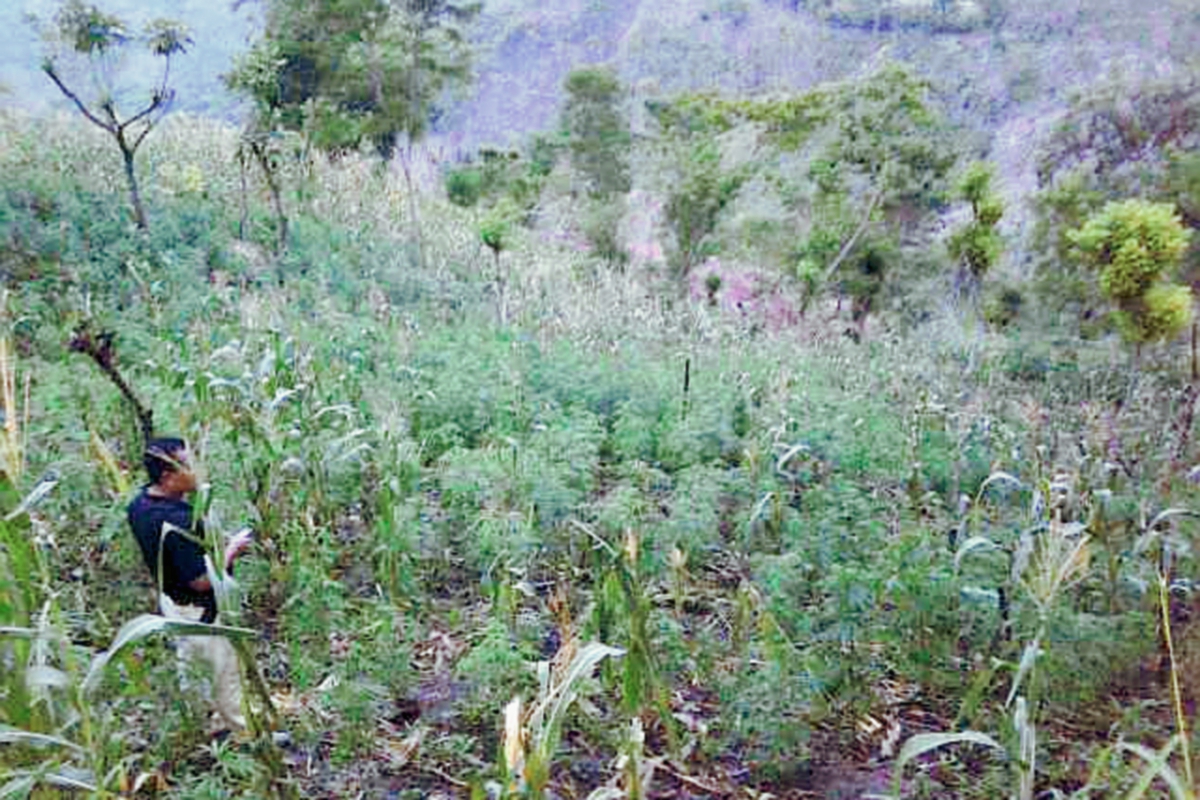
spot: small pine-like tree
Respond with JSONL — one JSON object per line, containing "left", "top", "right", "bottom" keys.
{"left": 1069, "top": 199, "right": 1194, "bottom": 350}
{"left": 947, "top": 161, "right": 1005, "bottom": 306}
{"left": 562, "top": 67, "right": 632, "bottom": 199}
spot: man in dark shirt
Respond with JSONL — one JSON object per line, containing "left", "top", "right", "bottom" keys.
{"left": 127, "top": 437, "right": 252, "bottom": 729}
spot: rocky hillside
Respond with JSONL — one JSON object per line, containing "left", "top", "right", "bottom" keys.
{"left": 4, "top": 0, "right": 1197, "bottom": 209}
{"left": 452, "top": 0, "right": 1198, "bottom": 179}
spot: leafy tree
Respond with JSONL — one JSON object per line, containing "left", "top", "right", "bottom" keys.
{"left": 1069, "top": 199, "right": 1194, "bottom": 349}
{"left": 1032, "top": 74, "right": 1200, "bottom": 321}
{"left": 230, "top": 0, "right": 479, "bottom": 265}
{"left": 782, "top": 66, "right": 955, "bottom": 327}
{"left": 443, "top": 143, "right": 559, "bottom": 214}
{"left": 235, "top": 0, "right": 478, "bottom": 159}
{"left": 561, "top": 68, "right": 632, "bottom": 268}
{"left": 225, "top": 40, "right": 292, "bottom": 255}
{"left": 947, "top": 161, "right": 1004, "bottom": 302}
{"left": 562, "top": 67, "right": 632, "bottom": 198}
{"left": 661, "top": 137, "right": 747, "bottom": 277}
{"left": 37, "top": 1, "right": 192, "bottom": 232}
{"left": 650, "top": 63, "right": 953, "bottom": 316}
{"left": 480, "top": 199, "right": 521, "bottom": 325}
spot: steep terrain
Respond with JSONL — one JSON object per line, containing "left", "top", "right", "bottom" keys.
{"left": 3, "top": 0, "right": 1198, "bottom": 244}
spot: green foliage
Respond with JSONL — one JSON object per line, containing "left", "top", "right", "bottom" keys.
{"left": 10, "top": 102, "right": 1200, "bottom": 799}
{"left": 1069, "top": 199, "right": 1193, "bottom": 346}
{"left": 662, "top": 137, "right": 747, "bottom": 275}
{"left": 52, "top": 1, "right": 128, "bottom": 54}
{"left": 581, "top": 197, "right": 628, "bottom": 268}
{"left": 479, "top": 198, "right": 520, "bottom": 255}
{"left": 948, "top": 161, "right": 1005, "bottom": 290}
{"left": 562, "top": 67, "right": 631, "bottom": 198}
{"left": 444, "top": 143, "right": 558, "bottom": 212}
{"left": 1032, "top": 74, "right": 1200, "bottom": 326}
{"left": 1113, "top": 283, "right": 1194, "bottom": 345}
{"left": 232, "top": 0, "right": 479, "bottom": 158}
{"left": 445, "top": 164, "right": 486, "bottom": 207}
{"left": 982, "top": 285, "right": 1024, "bottom": 329}
{"left": 1072, "top": 200, "right": 1191, "bottom": 302}
{"left": 36, "top": 1, "right": 193, "bottom": 232}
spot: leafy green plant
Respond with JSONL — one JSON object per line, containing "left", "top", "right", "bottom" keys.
{"left": 661, "top": 137, "right": 746, "bottom": 276}
{"left": 948, "top": 161, "right": 1005, "bottom": 304}
{"left": 562, "top": 67, "right": 631, "bottom": 198}
{"left": 1069, "top": 199, "right": 1193, "bottom": 350}
{"left": 1, "top": 613, "right": 261, "bottom": 797}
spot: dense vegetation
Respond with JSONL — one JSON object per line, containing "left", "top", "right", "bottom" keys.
{"left": 4, "top": 2, "right": 1200, "bottom": 799}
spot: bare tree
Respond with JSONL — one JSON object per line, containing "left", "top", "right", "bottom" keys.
{"left": 38, "top": 1, "right": 192, "bottom": 233}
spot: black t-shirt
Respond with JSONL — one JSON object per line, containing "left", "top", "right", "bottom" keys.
{"left": 126, "top": 487, "right": 217, "bottom": 623}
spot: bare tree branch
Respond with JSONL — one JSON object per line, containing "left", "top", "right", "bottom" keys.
{"left": 131, "top": 117, "right": 159, "bottom": 151}
{"left": 121, "top": 91, "right": 167, "bottom": 132}
{"left": 41, "top": 63, "right": 116, "bottom": 134}
{"left": 823, "top": 184, "right": 886, "bottom": 282}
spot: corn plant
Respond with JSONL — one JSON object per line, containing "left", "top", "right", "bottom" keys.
{"left": 498, "top": 641, "right": 625, "bottom": 798}
{"left": 582, "top": 527, "right": 675, "bottom": 738}
{"left": 1, "top": 612, "right": 259, "bottom": 798}
{"left": 918, "top": 470, "right": 1094, "bottom": 799}
{"left": 0, "top": 331, "right": 29, "bottom": 488}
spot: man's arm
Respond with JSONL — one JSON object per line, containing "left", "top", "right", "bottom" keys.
{"left": 186, "top": 529, "right": 253, "bottom": 592}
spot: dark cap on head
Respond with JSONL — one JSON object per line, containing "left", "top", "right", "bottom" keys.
{"left": 144, "top": 437, "right": 187, "bottom": 484}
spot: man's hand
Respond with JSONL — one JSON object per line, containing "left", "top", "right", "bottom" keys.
{"left": 224, "top": 528, "right": 254, "bottom": 571}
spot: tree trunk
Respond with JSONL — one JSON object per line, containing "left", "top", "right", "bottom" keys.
{"left": 400, "top": 146, "right": 425, "bottom": 271}
{"left": 238, "top": 151, "right": 250, "bottom": 241}
{"left": 254, "top": 144, "right": 288, "bottom": 258}
{"left": 119, "top": 137, "right": 149, "bottom": 232}
{"left": 494, "top": 248, "right": 506, "bottom": 326}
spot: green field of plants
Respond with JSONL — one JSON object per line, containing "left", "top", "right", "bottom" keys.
{"left": 4, "top": 2, "right": 1200, "bottom": 798}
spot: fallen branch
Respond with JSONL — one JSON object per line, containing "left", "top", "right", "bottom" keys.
{"left": 68, "top": 326, "right": 154, "bottom": 445}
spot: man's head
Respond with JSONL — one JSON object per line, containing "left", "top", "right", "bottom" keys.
{"left": 144, "top": 437, "right": 197, "bottom": 495}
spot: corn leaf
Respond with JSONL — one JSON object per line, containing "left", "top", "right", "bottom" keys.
{"left": 0, "top": 725, "right": 85, "bottom": 756}
{"left": 1006, "top": 638, "right": 1042, "bottom": 708}
{"left": 1121, "top": 739, "right": 1194, "bottom": 800}
{"left": 0, "top": 774, "right": 35, "bottom": 799}
{"left": 976, "top": 471, "right": 1023, "bottom": 501}
{"left": 83, "top": 614, "right": 257, "bottom": 695}
{"left": 23, "top": 666, "right": 68, "bottom": 691}
{"left": 892, "top": 730, "right": 1006, "bottom": 797}
{"left": 954, "top": 536, "right": 1000, "bottom": 571}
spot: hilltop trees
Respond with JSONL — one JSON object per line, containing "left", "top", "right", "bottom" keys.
{"left": 562, "top": 67, "right": 631, "bottom": 199}
{"left": 661, "top": 137, "right": 748, "bottom": 277}
{"left": 36, "top": 1, "right": 192, "bottom": 233}
{"left": 232, "top": 0, "right": 478, "bottom": 159}
{"left": 643, "top": 62, "right": 956, "bottom": 323}
{"left": 1032, "top": 73, "right": 1200, "bottom": 322}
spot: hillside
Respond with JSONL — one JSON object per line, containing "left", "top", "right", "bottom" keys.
{"left": 6, "top": 2, "right": 1200, "bottom": 799}
{"left": 6, "top": 1, "right": 1198, "bottom": 158}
